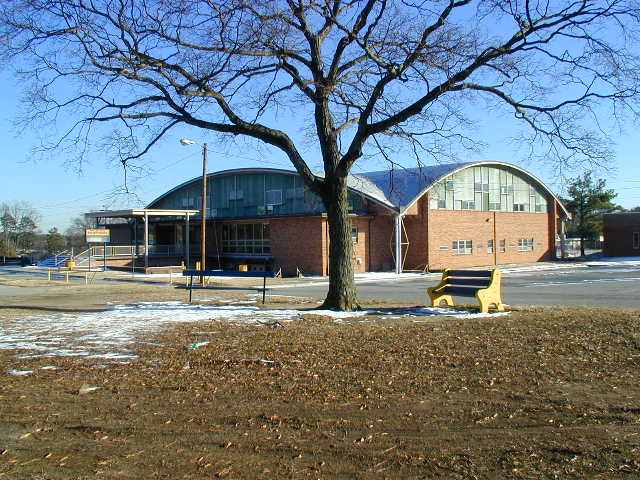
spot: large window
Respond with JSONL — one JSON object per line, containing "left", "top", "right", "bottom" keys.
{"left": 153, "top": 172, "right": 367, "bottom": 219}
{"left": 430, "top": 166, "right": 549, "bottom": 213}
{"left": 452, "top": 240, "right": 473, "bottom": 255}
{"left": 222, "top": 223, "right": 271, "bottom": 255}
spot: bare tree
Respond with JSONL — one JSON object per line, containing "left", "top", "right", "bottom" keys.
{"left": 1, "top": 0, "right": 639, "bottom": 309}
{"left": 0, "top": 201, "right": 41, "bottom": 253}
{"left": 65, "top": 215, "right": 94, "bottom": 252}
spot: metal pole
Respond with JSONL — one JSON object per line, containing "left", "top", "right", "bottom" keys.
{"left": 186, "top": 214, "right": 190, "bottom": 269}
{"left": 200, "top": 143, "right": 208, "bottom": 283}
{"left": 144, "top": 212, "right": 149, "bottom": 271}
{"left": 132, "top": 218, "right": 137, "bottom": 277}
{"left": 103, "top": 241, "right": 106, "bottom": 271}
{"left": 394, "top": 215, "right": 402, "bottom": 274}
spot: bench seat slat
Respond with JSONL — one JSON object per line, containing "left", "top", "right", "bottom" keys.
{"left": 446, "top": 269, "right": 493, "bottom": 278}
{"left": 436, "top": 285, "right": 483, "bottom": 297}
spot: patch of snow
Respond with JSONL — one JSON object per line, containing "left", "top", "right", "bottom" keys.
{"left": 370, "top": 306, "right": 509, "bottom": 320}
{"left": 584, "top": 257, "right": 640, "bottom": 267}
{"left": 7, "top": 369, "right": 33, "bottom": 376}
{"left": 307, "top": 309, "right": 371, "bottom": 318}
{"left": 39, "top": 365, "right": 59, "bottom": 370}
{"left": 78, "top": 384, "right": 101, "bottom": 394}
{"left": 0, "top": 302, "right": 508, "bottom": 360}
{"left": 521, "top": 276, "right": 640, "bottom": 288}
{"left": 500, "top": 263, "right": 587, "bottom": 274}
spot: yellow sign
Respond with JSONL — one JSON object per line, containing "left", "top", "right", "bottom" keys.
{"left": 86, "top": 228, "right": 111, "bottom": 243}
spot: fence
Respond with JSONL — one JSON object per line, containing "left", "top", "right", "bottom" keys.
{"left": 88, "top": 244, "right": 188, "bottom": 258}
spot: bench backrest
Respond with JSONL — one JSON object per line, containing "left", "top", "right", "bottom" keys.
{"left": 442, "top": 269, "right": 496, "bottom": 288}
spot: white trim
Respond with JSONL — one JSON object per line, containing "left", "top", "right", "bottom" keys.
{"left": 86, "top": 208, "right": 199, "bottom": 218}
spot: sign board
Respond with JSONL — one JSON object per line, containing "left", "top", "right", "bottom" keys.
{"left": 86, "top": 228, "right": 111, "bottom": 244}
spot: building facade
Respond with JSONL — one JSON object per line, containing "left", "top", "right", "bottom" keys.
{"left": 603, "top": 212, "right": 640, "bottom": 257}
{"left": 95, "top": 161, "right": 569, "bottom": 274}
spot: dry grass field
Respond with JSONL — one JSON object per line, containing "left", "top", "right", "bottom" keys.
{"left": 1, "top": 301, "right": 639, "bottom": 479}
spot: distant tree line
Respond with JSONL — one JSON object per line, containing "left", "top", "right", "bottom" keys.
{"left": 0, "top": 201, "right": 41, "bottom": 257}
{"left": 0, "top": 201, "right": 94, "bottom": 258}
{"left": 561, "top": 173, "right": 640, "bottom": 257}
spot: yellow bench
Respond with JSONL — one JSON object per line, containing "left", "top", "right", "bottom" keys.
{"left": 427, "top": 268, "right": 505, "bottom": 313}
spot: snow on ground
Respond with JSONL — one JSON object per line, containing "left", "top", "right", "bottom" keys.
{"left": 584, "top": 257, "right": 640, "bottom": 267}
{"left": 499, "top": 263, "right": 587, "bottom": 274}
{"left": 0, "top": 301, "right": 507, "bottom": 361}
{"left": 7, "top": 369, "right": 33, "bottom": 376}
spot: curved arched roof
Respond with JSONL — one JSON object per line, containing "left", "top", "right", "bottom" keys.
{"left": 147, "top": 162, "right": 569, "bottom": 218}
{"left": 356, "top": 161, "right": 570, "bottom": 217}
{"left": 147, "top": 167, "right": 396, "bottom": 212}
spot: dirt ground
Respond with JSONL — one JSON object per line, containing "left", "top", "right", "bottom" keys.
{"left": 1, "top": 282, "right": 639, "bottom": 479}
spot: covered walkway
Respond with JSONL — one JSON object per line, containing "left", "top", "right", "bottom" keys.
{"left": 85, "top": 209, "right": 199, "bottom": 270}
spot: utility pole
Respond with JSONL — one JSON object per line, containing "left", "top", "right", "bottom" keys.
{"left": 200, "top": 143, "right": 208, "bottom": 282}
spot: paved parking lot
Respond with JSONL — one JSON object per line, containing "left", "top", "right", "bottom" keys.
{"left": 271, "top": 263, "right": 640, "bottom": 308}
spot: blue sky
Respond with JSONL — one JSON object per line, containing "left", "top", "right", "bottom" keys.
{"left": 1, "top": 67, "right": 639, "bottom": 231}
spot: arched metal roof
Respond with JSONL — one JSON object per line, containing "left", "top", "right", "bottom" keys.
{"left": 357, "top": 161, "right": 570, "bottom": 217}
{"left": 147, "top": 162, "right": 569, "bottom": 218}
{"left": 146, "top": 167, "right": 397, "bottom": 212}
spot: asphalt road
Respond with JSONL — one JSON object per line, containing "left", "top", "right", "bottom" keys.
{"left": 271, "top": 264, "right": 640, "bottom": 308}
{"left": 1, "top": 263, "right": 638, "bottom": 309}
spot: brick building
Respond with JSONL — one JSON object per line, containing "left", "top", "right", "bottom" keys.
{"left": 90, "top": 161, "right": 569, "bottom": 274}
{"left": 603, "top": 212, "right": 640, "bottom": 257}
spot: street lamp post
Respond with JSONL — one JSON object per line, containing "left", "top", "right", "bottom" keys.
{"left": 180, "top": 138, "right": 208, "bottom": 280}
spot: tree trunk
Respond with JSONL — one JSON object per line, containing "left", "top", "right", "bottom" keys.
{"left": 580, "top": 236, "right": 586, "bottom": 257}
{"left": 322, "top": 176, "right": 359, "bottom": 311}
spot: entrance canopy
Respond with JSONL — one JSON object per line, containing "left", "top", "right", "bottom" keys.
{"left": 85, "top": 209, "right": 200, "bottom": 268}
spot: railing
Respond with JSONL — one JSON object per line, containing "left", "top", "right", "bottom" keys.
{"left": 92, "top": 245, "right": 138, "bottom": 257}
{"left": 76, "top": 244, "right": 191, "bottom": 259}
{"left": 37, "top": 250, "right": 71, "bottom": 268}
{"left": 73, "top": 247, "right": 92, "bottom": 265}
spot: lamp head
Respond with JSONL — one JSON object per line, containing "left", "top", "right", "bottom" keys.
{"left": 180, "top": 138, "right": 196, "bottom": 146}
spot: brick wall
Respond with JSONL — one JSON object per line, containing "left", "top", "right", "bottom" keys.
{"left": 425, "top": 209, "right": 554, "bottom": 269}
{"left": 368, "top": 214, "right": 395, "bottom": 271}
{"left": 603, "top": 214, "right": 640, "bottom": 256}
{"left": 403, "top": 197, "right": 429, "bottom": 270}
{"left": 270, "top": 216, "right": 326, "bottom": 276}
{"left": 350, "top": 217, "right": 370, "bottom": 273}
